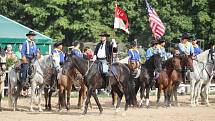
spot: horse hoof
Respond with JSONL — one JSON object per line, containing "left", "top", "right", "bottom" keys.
{"left": 146, "top": 105, "right": 150, "bottom": 109}
{"left": 82, "top": 111, "right": 87, "bottom": 115}
{"left": 115, "top": 107, "right": 120, "bottom": 113}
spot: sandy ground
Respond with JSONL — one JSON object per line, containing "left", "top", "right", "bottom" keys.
{"left": 0, "top": 94, "right": 215, "bottom": 121}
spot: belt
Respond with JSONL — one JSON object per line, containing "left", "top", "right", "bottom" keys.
{"left": 97, "top": 57, "right": 106, "bottom": 60}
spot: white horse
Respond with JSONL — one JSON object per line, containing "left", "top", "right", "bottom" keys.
{"left": 8, "top": 55, "right": 60, "bottom": 111}
{"left": 188, "top": 50, "right": 215, "bottom": 107}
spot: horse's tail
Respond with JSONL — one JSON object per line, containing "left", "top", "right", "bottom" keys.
{"left": 123, "top": 64, "right": 137, "bottom": 107}
{"left": 8, "top": 72, "right": 12, "bottom": 107}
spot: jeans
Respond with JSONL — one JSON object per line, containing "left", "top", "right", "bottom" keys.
{"left": 99, "top": 59, "right": 109, "bottom": 74}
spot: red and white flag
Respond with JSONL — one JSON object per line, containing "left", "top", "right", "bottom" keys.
{"left": 145, "top": 0, "right": 165, "bottom": 39}
{"left": 114, "top": 4, "right": 129, "bottom": 34}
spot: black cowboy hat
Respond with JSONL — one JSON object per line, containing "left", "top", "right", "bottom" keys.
{"left": 151, "top": 40, "right": 158, "bottom": 46}
{"left": 158, "top": 37, "right": 165, "bottom": 43}
{"left": 54, "top": 41, "right": 63, "bottom": 47}
{"left": 181, "top": 33, "right": 190, "bottom": 40}
{"left": 26, "top": 31, "right": 36, "bottom": 36}
{"left": 99, "top": 32, "right": 110, "bottom": 37}
{"left": 130, "top": 41, "right": 137, "bottom": 46}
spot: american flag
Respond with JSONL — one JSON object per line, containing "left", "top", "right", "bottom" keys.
{"left": 145, "top": 0, "right": 165, "bottom": 39}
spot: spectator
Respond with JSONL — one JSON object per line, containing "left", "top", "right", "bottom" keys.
{"left": 83, "top": 46, "right": 94, "bottom": 60}
{"left": 15, "top": 44, "right": 22, "bottom": 60}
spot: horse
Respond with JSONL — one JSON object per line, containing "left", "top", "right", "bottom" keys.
{"left": 58, "top": 58, "right": 88, "bottom": 110}
{"left": 188, "top": 50, "right": 214, "bottom": 107}
{"left": 156, "top": 55, "right": 182, "bottom": 107}
{"left": 0, "top": 49, "right": 7, "bottom": 111}
{"left": 8, "top": 55, "right": 55, "bottom": 111}
{"left": 42, "top": 54, "right": 61, "bottom": 111}
{"left": 65, "top": 55, "right": 135, "bottom": 114}
{"left": 131, "top": 54, "right": 163, "bottom": 108}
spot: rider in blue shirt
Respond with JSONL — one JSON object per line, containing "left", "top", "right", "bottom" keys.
{"left": 178, "top": 33, "right": 194, "bottom": 56}
{"left": 192, "top": 37, "right": 202, "bottom": 56}
{"left": 128, "top": 41, "right": 141, "bottom": 71}
{"left": 157, "top": 38, "right": 167, "bottom": 61}
{"left": 145, "top": 40, "right": 159, "bottom": 61}
{"left": 71, "top": 40, "right": 83, "bottom": 58}
{"left": 20, "top": 31, "right": 37, "bottom": 89}
{"left": 52, "top": 41, "right": 65, "bottom": 66}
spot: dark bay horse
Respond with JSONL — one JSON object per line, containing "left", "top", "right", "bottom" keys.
{"left": 66, "top": 56, "right": 134, "bottom": 114}
{"left": 156, "top": 55, "right": 182, "bottom": 107}
{"left": 135, "top": 54, "right": 162, "bottom": 107}
{"left": 58, "top": 60, "right": 88, "bottom": 110}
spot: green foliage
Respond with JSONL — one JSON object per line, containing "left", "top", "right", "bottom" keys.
{"left": 0, "top": 0, "right": 214, "bottom": 48}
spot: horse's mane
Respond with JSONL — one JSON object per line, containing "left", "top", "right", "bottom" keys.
{"left": 196, "top": 49, "right": 209, "bottom": 63}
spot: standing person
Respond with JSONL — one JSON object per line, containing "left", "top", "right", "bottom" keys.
{"left": 52, "top": 41, "right": 65, "bottom": 66}
{"left": 192, "top": 37, "right": 202, "bottom": 56}
{"left": 157, "top": 38, "right": 167, "bottom": 61}
{"left": 15, "top": 44, "right": 22, "bottom": 60}
{"left": 178, "top": 33, "right": 194, "bottom": 55}
{"left": 20, "top": 31, "right": 37, "bottom": 88}
{"left": 93, "top": 32, "right": 117, "bottom": 91}
{"left": 5, "top": 44, "right": 17, "bottom": 68}
{"left": 71, "top": 40, "right": 83, "bottom": 58}
{"left": 145, "top": 40, "right": 159, "bottom": 61}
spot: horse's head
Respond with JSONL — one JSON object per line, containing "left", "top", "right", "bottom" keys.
{"left": 181, "top": 54, "right": 194, "bottom": 72}
{"left": 171, "top": 55, "right": 182, "bottom": 71}
{"left": 149, "top": 54, "right": 162, "bottom": 72}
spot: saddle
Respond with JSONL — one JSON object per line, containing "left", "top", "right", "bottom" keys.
{"left": 128, "top": 60, "right": 141, "bottom": 78}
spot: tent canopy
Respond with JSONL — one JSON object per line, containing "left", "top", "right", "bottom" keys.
{"left": 0, "top": 15, "right": 52, "bottom": 54}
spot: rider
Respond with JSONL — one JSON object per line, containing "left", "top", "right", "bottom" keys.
{"left": 157, "top": 38, "right": 167, "bottom": 61}
{"left": 128, "top": 41, "right": 141, "bottom": 74}
{"left": 52, "top": 41, "right": 65, "bottom": 67}
{"left": 178, "top": 33, "right": 194, "bottom": 56}
{"left": 178, "top": 33, "right": 194, "bottom": 83}
{"left": 20, "top": 31, "right": 37, "bottom": 89}
{"left": 145, "top": 40, "right": 159, "bottom": 61}
{"left": 93, "top": 32, "right": 117, "bottom": 90}
{"left": 71, "top": 40, "right": 83, "bottom": 58}
{"left": 191, "top": 36, "right": 202, "bottom": 56}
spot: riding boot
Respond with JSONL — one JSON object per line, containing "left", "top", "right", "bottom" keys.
{"left": 181, "top": 67, "right": 187, "bottom": 84}
{"left": 104, "top": 74, "right": 111, "bottom": 93}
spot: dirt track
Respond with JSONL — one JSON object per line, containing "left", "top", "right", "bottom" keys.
{"left": 0, "top": 95, "right": 215, "bottom": 121}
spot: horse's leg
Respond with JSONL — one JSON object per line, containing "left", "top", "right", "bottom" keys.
{"left": 30, "top": 81, "right": 36, "bottom": 112}
{"left": 44, "top": 88, "right": 48, "bottom": 110}
{"left": 58, "top": 86, "right": 64, "bottom": 110}
{"left": 78, "top": 86, "right": 83, "bottom": 108}
{"left": 112, "top": 84, "right": 123, "bottom": 113}
{"left": 0, "top": 90, "right": 2, "bottom": 111}
{"left": 139, "top": 83, "right": 145, "bottom": 107}
{"left": 196, "top": 80, "right": 204, "bottom": 106}
{"left": 82, "top": 87, "right": 92, "bottom": 115}
{"left": 145, "top": 86, "right": 150, "bottom": 108}
{"left": 92, "top": 89, "right": 103, "bottom": 114}
{"left": 38, "top": 86, "right": 43, "bottom": 112}
{"left": 190, "top": 80, "right": 196, "bottom": 107}
{"left": 205, "top": 77, "right": 213, "bottom": 106}
{"left": 66, "top": 87, "right": 71, "bottom": 110}
{"left": 173, "top": 82, "right": 180, "bottom": 106}
{"left": 156, "top": 87, "right": 161, "bottom": 107}
{"left": 48, "top": 91, "right": 52, "bottom": 110}
{"left": 14, "top": 84, "right": 22, "bottom": 111}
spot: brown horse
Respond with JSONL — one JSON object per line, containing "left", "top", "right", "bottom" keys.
{"left": 58, "top": 60, "right": 88, "bottom": 110}
{"left": 171, "top": 54, "right": 194, "bottom": 106}
{"left": 156, "top": 55, "right": 182, "bottom": 107}
{"left": 65, "top": 56, "right": 135, "bottom": 115}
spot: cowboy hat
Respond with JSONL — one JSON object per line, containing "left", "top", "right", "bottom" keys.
{"left": 99, "top": 32, "right": 110, "bottom": 37}
{"left": 54, "top": 41, "right": 63, "bottom": 47}
{"left": 158, "top": 37, "right": 165, "bottom": 44}
{"left": 151, "top": 40, "right": 158, "bottom": 46}
{"left": 26, "top": 31, "right": 36, "bottom": 36}
{"left": 181, "top": 33, "right": 190, "bottom": 40}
